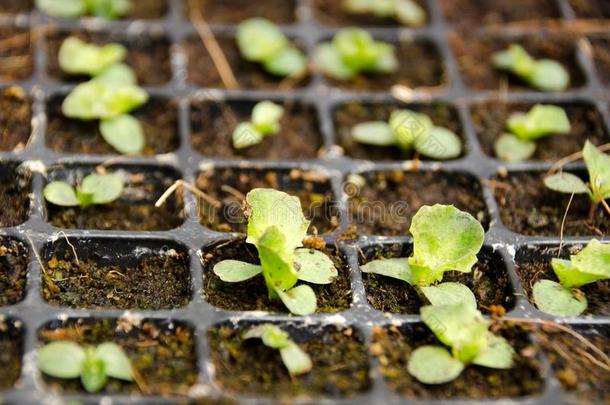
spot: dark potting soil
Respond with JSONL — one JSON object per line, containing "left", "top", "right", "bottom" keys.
{"left": 591, "top": 36, "right": 610, "bottom": 85}
{"left": 470, "top": 101, "right": 608, "bottom": 161}
{"left": 126, "top": 0, "right": 168, "bottom": 20}
{"left": 347, "top": 170, "right": 489, "bottom": 236}
{"left": 45, "top": 30, "right": 171, "bottom": 86}
{"left": 45, "top": 95, "right": 179, "bottom": 155}
{"left": 0, "top": 0, "right": 32, "bottom": 14}
{"left": 190, "top": 100, "right": 323, "bottom": 160}
{"left": 492, "top": 171, "right": 608, "bottom": 237}
{"left": 0, "top": 238, "right": 29, "bottom": 307}
{"left": 515, "top": 244, "right": 610, "bottom": 316}
{"left": 312, "top": 0, "right": 428, "bottom": 27}
{"left": 439, "top": 0, "right": 561, "bottom": 27}
{"left": 201, "top": 238, "right": 352, "bottom": 313}
{"left": 208, "top": 324, "right": 370, "bottom": 397}
{"left": 195, "top": 168, "right": 339, "bottom": 234}
{"left": 39, "top": 318, "right": 197, "bottom": 395}
{"left": 0, "top": 163, "right": 31, "bottom": 228}
{"left": 0, "top": 86, "right": 31, "bottom": 152}
{"left": 0, "top": 26, "right": 33, "bottom": 82}
{"left": 569, "top": 0, "right": 610, "bottom": 19}
{"left": 186, "top": 0, "right": 296, "bottom": 24}
{"left": 0, "top": 320, "right": 23, "bottom": 391}
{"left": 334, "top": 101, "right": 464, "bottom": 161}
{"left": 360, "top": 244, "right": 515, "bottom": 315}
{"left": 371, "top": 323, "right": 544, "bottom": 399}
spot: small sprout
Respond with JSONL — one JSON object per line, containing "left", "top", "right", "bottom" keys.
{"left": 351, "top": 109, "right": 462, "bottom": 160}
{"left": 44, "top": 172, "right": 124, "bottom": 208}
{"left": 494, "top": 104, "right": 571, "bottom": 162}
{"left": 236, "top": 18, "right": 307, "bottom": 78}
{"left": 243, "top": 324, "right": 312, "bottom": 375}
{"left": 313, "top": 28, "right": 398, "bottom": 81}
{"left": 213, "top": 189, "right": 338, "bottom": 315}
{"left": 493, "top": 44, "right": 570, "bottom": 92}
{"left": 232, "top": 101, "right": 284, "bottom": 149}
{"left": 343, "top": 0, "right": 427, "bottom": 27}
{"left": 59, "top": 36, "right": 127, "bottom": 76}
{"left": 36, "top": 0, "right": 130, "bottom": 19}
{"left": 533, "top": 239, "right": 610, "bottom": 317}
{"left": 407, "top": 303, "right": 515, "bottom": 384}
{"left": 38, "top": 341, "right": 133, "bottom": 393}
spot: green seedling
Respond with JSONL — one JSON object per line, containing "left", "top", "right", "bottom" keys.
{"left": 494, "top": 104, "right": 571, "bottom": 162}
{"left": 343, "top": 0, "right": 427, "bottom": 27}
{"left": 232, "top": 101, "right": 284, "bottom": 149}
{"left": 533, "top": 239, "right": 610, "bottom": 317}
{"left": 236, "top": 18, "right": 307, "bottom": 77}
{"left": 44, "top": 172, "right": 124, "bottom": 208}
{"left": 242, "top": 324, "right": 312, "bottom": 375}
{"left": 38, "top": 341, "right": 133, "bottom": 392}
{"left": 361, "top": 204, "right": 484, "bottom": 308}
{"left": 36, "top": 0, "right": 130, "bottom": 19}
{"left": 351, "top": 109, "right": 462, "bottom": 160}
{"left": 408, "top": 303, "right": 515, "bottom": 384}
{"left": 313, "top": 28, "right": 398, "bottom": 81}
{"left": 213, "top": 188, "right": 338, "bottom": 316}
{"left": 493, "top": 44, "right": 570, "bottom": 92}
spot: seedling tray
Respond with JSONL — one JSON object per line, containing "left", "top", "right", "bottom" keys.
{"left": 0, "top": 0, "right": 608, "bottom": 403}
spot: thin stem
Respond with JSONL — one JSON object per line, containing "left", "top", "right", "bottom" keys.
{"left": 600, "top": 197, "right": 610, "bottom": 216}
{"left": 548, "top": 142, "right": 610, "bottom": 174}
{"left": 155, "top": 180, "right": 221, "bottom": 208}
{"left": 558, "top": 193, "right": 574, "bottom": 256}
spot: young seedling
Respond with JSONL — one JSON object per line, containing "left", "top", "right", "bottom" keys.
{"left": 44, "top": 172, "right": 124, "bottom": 208}
{"left": 38, "top": 341, "right": 133, "bottom": 392}
{"left": 313, "top": 28, "right": 398, "bottom": 81}
{"left": 361, "top": 204, "right": 485, "bottom": 308}
{"left": 342, "top": 0, "right": 427, "bottom": 27}
{"left": 232, "top": 101, "right": 284, "bottom": 149}
{"left": 408, "top": 303, "right": 515, "bottom": 384}
{"left": 493, "top": 44, "right": 570, "bottom": 92}
{"left": 236, "top": 18, "right": 308, "bottom": 78}
{"left": 242, "top": 324, "right": 312, "bottom": 376}
{"left": 213, "top": 188, "right": 338, "bottom": 316}
{"left": 36, "top": 0, "right": 130, "bottom": 19}
{"left": 494, "top": 104, "right": 571, "bottom": 162}
{"left": 351, "top": 109, "right": 462, "bottom": 160}
{"left": 533, "top": 239, "right": 610, "bottom": 317}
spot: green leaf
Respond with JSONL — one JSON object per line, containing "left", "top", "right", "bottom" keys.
{"left": 394, "top": 0, "right": 427, "bottom": 27}
{"left": 493, "top": 44, "right": 536, "bottom": 77}
{"left": 86, "top": 0, "right": 131, "bottom": 19}
{"left": 237, "top": 18, "right": 288, "bottom": 62}
{"left": 38, "top": 341, "right": 86, "bottom": 378}
{"left": 371, "top": 42, "right": 398, "bottom": 73}
{"left": 313, "top": 42, "right": 356, "bottom": 81}
{"left": 553, "top": 239, "right": 610, "bottom": 288}
{"left": 583, "top": 140, "right": 610, "bottom": 200}
{"left": 360, "top": 258, "right": 413, "bottom": 284}
{"left": 280, "top": 343, "right": 313, "bottom": 375}
{"left": 99, "top": 114, "right": 145, "bottom": 154}
{"left": 507, "top": 104, "right": 571, "bottom": 141}
{"left": 95, "top": 342, "right": 132, "bottom": 381}
{"left": 277, "top": 284, "right": 317, "bottom": 315}
{"left": 420, "top": 282, "right": 477, "bottom": 309}
{"left": 257, "top": 226, "right": 298, "bottom": 294}
{"left": 232, "top": 122, "right": 263, "bottom": 149}
{"left": 389, "top": 109, "right": 433, "bottom": 150}
{"left": 407, "top": 345, "right": 464, "bottom": 384}
{"left": 533, "top": 279, "right": 587, "bottom": 317}
{"left": 36, "top": 0, "right": 86, "bottom": 18}
{"left": 529, "top": 59, "right": 570, "bottom": 92}
{"left": 58, "top": 36, "right": 126, "bottom": 76}
{"left": 44, "top": 181, "right": 80, "bottom": 207}
{"left": 294, "top": 248, "right": 338, "bottom": 284}
{"left": 472, "top": 334, "right": 515, "bottom": 369}
{"left": 79, "top": 173, "right": 124, "bottom": 205}
{"left": 543, "top": 173, "right": 590, "bottom": 195}
{"left": 494, "top": 133, "right": 536, "bottom": 162}
{"left": 333, "top": 28, "right": 379, "bottom": 71}
{"left": 414, "top": 126, "right": 462, "bottom": 160}
{"left": 213, "top": 260, "right": 262, "bottom": 282}
{"left": 80, "top": 351, "right": 107, "bottom": 393}
{"left": 252, "top": 101, "right": 284, "bottom": 136}
{"left": 351, "top": 121, "right": 396, "bottom": 146}
{"left": 243, "top": 324, "right": 291, "bottom": 348}
{"left": 95, "top": 63, "right": 137, "bottom": 86}
{"left": 263, "top": 46, "right": 308, "bottom": 77}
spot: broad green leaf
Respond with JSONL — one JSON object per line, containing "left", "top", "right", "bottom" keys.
{"left": 351, "top": 121, "right": 396, "bottom": 146}
{"left": 257, "top": 226, "right": 298, "bottom": 294}
{"left": 407, "top": 345, "right": 464, "bottom": 384}
{"left": 245, "top": 324, "right": 291, "bottom": 349}
{"left": 80, "top": 352, "right": 107, "bottom": 393}
{"left": 533, "top": 279, "right": 587, "bottom": 317}
{"left": 232, "top": 122, "right": 263, "bottom": 149}
{"left": 343, "top": 0, "right": 372, "bottom": 14}
{"left": 252, "top": 101, "right": 284, "bottom": 136}
{"left": 494, "top": 133, "right": 536, "bottom": 162}
{"left": 36, "top": 0, "right": 86, "bottom": 18}
{"left": 263, "top": 46, "right": 308, "bottom": 77}
{"left": 95, "top": 342, "right": 132, "bottom": 381}
{"left": 507, "top": 105, "right": 571, "bottom": 141}
{"left": 389, "top": 109, "right": 433, "bottom": 150}
{"left": 472, "top": 334, "right": 515, "bottom": 369}
{"left": 371, "top": 42, "right": 398, "bottom": 73}
{"left": 370, "top": 0, "right": 394, "bottom": 16}
{"left": 420, "top": 282, "right": 477, "bottom": 309}
{"left": 414, "top": 126, "right": 462, "bottom": 160}
{"left": 543, "top": 173, "right": 590, "bottom": 195}
{"left": 38, "top": 341, "right": 86, "bottom": 378}
{"left": 277, "top": 285, "right": 317, "bottom": 315}
{"left": 395, "top": 0, "right": 427, "bottom": 27}
{"left": 530, "top": 59, "right": 570, "bottom": 92}
{"left": 58, "top": 37, "right": 126, "bottom": 76}
{"left": 86, "top": 0, "right": 131, "bottom": 19}
{"left": 99, "top": 114, "right": 145, "bottom": 154}
{"left": 294, "top": 248, "right": 338, "bottom": 284}
{"left": 280, "top": 343, "right": 313, "bottom": 375}
{"left": 237, "top": 18, "right": 288, "bottom": 62}
{"left": 493, "top": 44, "right": 536, "bottom": 77}
{"left": 213, "top": 260, "right": 262, "bottom": 282}
{"left": 553, "top": 239, "right": 610, "bottom": 288}
{"left": 79, "top": 173, "right": 123, "bottom": 205}
{"left": 96, "top": 63, "right": 137, "bottom": 86}
{"left": 313, "top": 42, "right": 356, "bottom": 81}
{"left": 360, "top": 258, "right": 413, "bottom": 284}
{"left": 333, "top": 28, "right": 380, "bottom": 71}
{"left": 44, "top": 181, "right": 80, "bottom": 207}
{"left": 583, "top": 140, "right": 610, "bottom": 200}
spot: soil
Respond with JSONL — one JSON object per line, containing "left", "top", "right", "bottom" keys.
{"left": 451, "top": 33, "right": 585, "bottom": 91}
{"left": 208, "top": 323, "right": 370, "bottom": 397}
{"left": 0, "top": 319, "right": 23, "bottom": 391}
{"left": 569, "top": 0, "right": 610, "bottom": 19}
{"left": 201, "top": 239, "right": 352, "bottom": 313}
{"left": 0, "top": 86, "right": 31, "bottom": 152}
{"left": 125, "top": 0, "right": 168, "bottom": 19}
{"left": 371, "top": 323, "right": 544, "bottom": 399}
{"left": 45, "top": 95, "right": 179, "bottom": 155}
{"left": 360, "top": 243, "right": 515, "bottom": 315}
{"left": 312, "top": 0, "right": 428, "bottom": 27}
{"left": 195, "top": 168, "right": 339, "bottom": 234}
{"left": 0, "top": 163, "right": 31, "bottom": 227}
{"left": 439, "top": 0, "right": 561, "bottom": 27}
{"left": 190, "top": 100, "right": 323, "bottom": 159}
{"left": 492, "top": 171, "right": 608, "bottom": 237}
{"left": 45, "top": 29, "right": 171, "bottom": 86}
{"left": 0, "top": 0, "right": 32, "bottom": 14}
{"left": 186, "top": 0, "right": 296, "bottom": 24}
{"left": 39, "top": 318, "right": 197, "bottom": 395}
{"left": 347, "top": 170, "right": 489, "bottom": 236}
{"left": 470, "top": 101, "right": 609, "bottom": 161}
{"left": 515, "top": 244, "right": 610, "bottom": 316}
{"left": 590, "top": 36, "right": 610, "bottom": 85}
{"left": 0, "top": 26, "right": 33, "bottom": 82}
{"left": 334, "top": 101, "right": 464, "bottom": 161}
{"left": 0, "top": 238, "right": 29, "bottom": 307}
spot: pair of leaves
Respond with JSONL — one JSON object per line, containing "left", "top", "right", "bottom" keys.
{"left": 38, "top": 341, "right": 133, "bottom": 392}
{"left": 232, "top": 101, "right": 285, "bottom": 149}
{"left": 343, "top": 0, "right": 427, "bottom": 27}
{"left": 59, "top": 36, "right": 126, "bottom": 76}
{"left": 44, "top": 172, "right": 124, "bottom": 208}
{"left": 36, "top": 0, "right": 130, "bottom": 19}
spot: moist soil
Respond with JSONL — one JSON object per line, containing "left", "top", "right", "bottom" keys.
{"left": 39, "top": 318, "right": 197, "bottom": 395}
{"left": 190, "top": 100, "right": 323, "bottom": 160}
{"left": 516, "top": 244, "right": 610, "bottom": 316}
{"left": 46, "top": 30, "right": 171, "bottom": 86}
{"left": 471, "top": 101, "right": 608, "bottom": 161}
{"left": 371, "top": 323, "right": 544, "bottom": 399}
{"left": 0, "top": 164, "right": 31, "bottom": 228}
{"left": 46, "top": 96, "right": 179, "bottom": 155}
{"left": 195, "top": 168, "right": 339, "bottom": 234}
{"left": 0, "top": 0, "right": 32, "bottom": 14}
{"left": 125, "top": 0, "right": 168, "bottom": 19}
{"left": 569, "top": 0, "right": 610, "bottom": 19}
{"left": 201, "top": 238, "right": 352, "bottom": 313}
{"left": 361, "top": 243, "right": 515, "bottom": 315}
{"left": 0, "top": 238, "right": 29, "bottom": 307}
{"left": 0, "top": 26, "right": 33, "bottom": 82}
{"left": 312, "top": 0, "right": 428, "bottom": 27}
{"left": 0, "top": 320, "right": 23, "bottom": 391}
{"left": 492, "top": 171, "right": 608, "bottom": 237}
{"left": 0, "top": 86, "right": 31, "bottom": 152}
{"left": 591, "top": 36, "right": 610, "bottom": 85}
{"left": 334, "top": 102, "right": 464, "bottom": 161}
{"left": 451, "top": 33, "right": 585, "bottom": 91}
{"left": 208, "top": 324, "right": 370, "bottom": 397}
{"left": 186, "top": 0, "right": 296, "bottom": 24}
{"left": 439, "top": 0, "right": 561, "bottom": 27}
{"left": 347, "top": 170, "right": 489, "bottom": 236}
